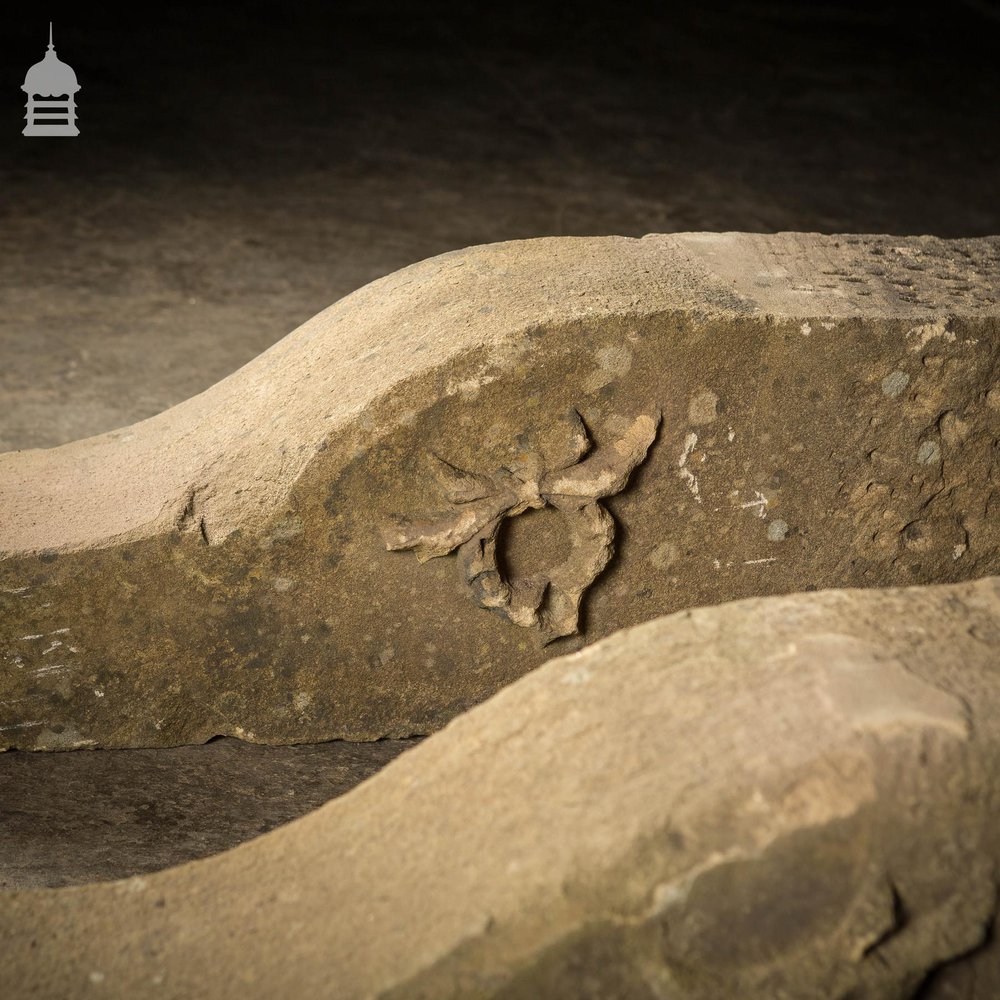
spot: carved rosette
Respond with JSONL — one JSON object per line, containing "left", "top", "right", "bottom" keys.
{"left": 382, "top": 409, "right": 660, "bottom": 642}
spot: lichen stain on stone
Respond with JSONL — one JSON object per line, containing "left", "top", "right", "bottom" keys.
{"left": 768, "top": 520, "right": 790, "bottom": 542}
{"left": 584, "top": 346, "right": 633, "bottom": 393}
{"left": 688, "top": 389, "right": 720, "bottom": 425}
{"left": 917, "top": 439, "right": 942, "bottom": 465}
{"left": 880, "top": 371, "right": 910, "bottom": 398}
{"left": 382, "top": 408, "right": 660, "bottom": 642}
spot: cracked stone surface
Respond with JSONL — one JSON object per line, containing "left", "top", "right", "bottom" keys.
{"left": 2, "top": 577, "right": 999, "bottom": 998}
{"left": 1, "top": 232, "right": 999, "bottom": 749}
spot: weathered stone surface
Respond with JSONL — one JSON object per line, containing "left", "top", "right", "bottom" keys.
{"left": 1, "top": 233, "right": 999, "bottom": 749}
{"left": 383, "top": 409, "right": 660, "bottom": 641}
{"left": 2, "top": 577, "right": 999, "bottom": 998}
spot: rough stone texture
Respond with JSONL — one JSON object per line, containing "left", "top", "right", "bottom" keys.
{"left": 2, "top": 577, "right": 999, "bottom": 999}
{"left": 0, "top": 737, "right": 415, "bottom": 890}
{"left": 1, "top": 233, "right": 999, "bottom": 750}
{"left": 383, "top": 409, "right": 660, "bottom": 641}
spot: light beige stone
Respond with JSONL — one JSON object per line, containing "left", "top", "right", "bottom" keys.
{"left": 2, "top": 577, "right": 999, "bottom": 998}
{"left": 1, "top": 233, "right": 998, "bottom": 749}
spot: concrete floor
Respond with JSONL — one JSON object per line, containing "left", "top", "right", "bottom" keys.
{"left": 1, "top": 1, "right": 999, "bottom": 887}
{"left": 0, "top": 738, "right": 415, "bottom": 888}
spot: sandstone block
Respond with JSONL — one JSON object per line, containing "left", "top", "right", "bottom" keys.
{"left": 1, "top": 233, "right": 998, "bottom": 748}
{"left": 2, "top": 578, "right": 999, "bottom": 997}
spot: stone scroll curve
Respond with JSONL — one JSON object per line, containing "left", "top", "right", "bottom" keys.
{"left": 3, "top": 578, "right": 1000, "bottom": 998}
{"left": 0, "top": 233, "right": 998, "bottom": 751}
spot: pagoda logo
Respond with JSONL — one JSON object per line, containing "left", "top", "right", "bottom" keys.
{"left": 22, "top": 24, "right": 81, "bottom": 137}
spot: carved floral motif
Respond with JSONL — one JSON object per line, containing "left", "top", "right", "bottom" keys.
{"left": 382, "top": 409, "right": 660, "bottom": 641}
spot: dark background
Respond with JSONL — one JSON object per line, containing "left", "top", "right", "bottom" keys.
{"left": 5, "top": 1, "right": 998, "bottom": 231}
{"left": 1, "top": 0, "right": 999, "bottom": 452}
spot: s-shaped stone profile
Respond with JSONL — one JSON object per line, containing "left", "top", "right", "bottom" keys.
{"left": 381, "top": 409, "right": 660, "bottom": 642}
